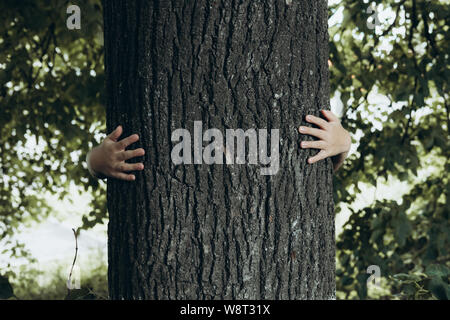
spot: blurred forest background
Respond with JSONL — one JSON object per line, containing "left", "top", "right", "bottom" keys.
{"left": 0, "top": 0, "right": 448, "bottom": 300}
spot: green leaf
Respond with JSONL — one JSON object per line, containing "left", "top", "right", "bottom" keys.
{"left": 0, "top": 275, "right": 14, "bottom": 299}
{"left": 65, "top": 287, "right": 97, "bottom": 300}
{"left": 428, "top": 278, "right": 449, "bottom": 300}
{"left": 425, "top": 264, "right": 450, "bottom": 279}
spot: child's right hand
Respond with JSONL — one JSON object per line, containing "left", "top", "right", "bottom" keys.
{"left": 86, "top": 125, "right": 145, "bottom": 181}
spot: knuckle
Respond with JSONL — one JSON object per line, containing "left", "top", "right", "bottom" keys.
{"left": 114, "top": 152, "right": 123, "bottom": 161}
{"left": 107, "top": 157, "right": 117, "bottom": 168}
{"left": 105, "top": 141, "right": 114, "bottom": 151}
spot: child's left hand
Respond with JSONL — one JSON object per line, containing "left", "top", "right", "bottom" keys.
{"left": 298, "top": 109, "right": 351, "bottom": 172}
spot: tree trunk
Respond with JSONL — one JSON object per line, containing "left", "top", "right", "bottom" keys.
{"left": 104, "top": 0, "right": 335, "bottom": 300}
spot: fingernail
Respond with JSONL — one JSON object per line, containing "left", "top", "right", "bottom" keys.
{"left": 306, "top": 115, "right": 312, "bottom": 121}
{"left": 299, "top": 127, "right": 305, "bottom": 132}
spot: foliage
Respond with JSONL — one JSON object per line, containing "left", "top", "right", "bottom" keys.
{"left": 0, "top": 0, "right": 107, "bottom": 263}
{"left": 0, "top": 274, "right": 14, "bottom": 299}
{"left": 0, "top": 0, "right": 448, "bottom": 299}
{"left": 6, "top": 256, "right": 107, "bottom": 300}
{"left": 330, "top": 0, "right": 449, "bottom": 299}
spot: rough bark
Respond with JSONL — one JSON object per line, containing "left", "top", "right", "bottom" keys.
{"left": 104, "top": 0, "right": 335, "bottom": 300}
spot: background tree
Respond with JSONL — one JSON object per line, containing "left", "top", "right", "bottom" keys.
{"left": 104, "top": 0, "right": 335, "bottom": 300}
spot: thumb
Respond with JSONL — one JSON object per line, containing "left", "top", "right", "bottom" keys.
{"left": 107, "top": 125, "right": 123, "bottom": 141}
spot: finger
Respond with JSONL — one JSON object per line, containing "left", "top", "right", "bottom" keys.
{"left": 308, "top": 150, "right": 329, "bottom": 164}
{"left": 298, "top": 126, "right": 326, "bottom": 140}
{"left": 107, "top": 125, "right": 123, "bottom": 141}
{"left": 116, "top": 162, "right": 144, "bottom": 172}
{"left": 117, "top": 148, "right": 145, "bottom": 161}
{"left": 321, "top": 109, "right": 340, "bottom": 122}
{"left": 116, "top": 134, "right": 140, "bottom": 150}
{"left": 300, "top": 140, "right": 326, "bottom": 150}
{"left": 112, "top": 172, "right": 136, "bottom": 181}
{"left": 305, "top": 115, "right": 329, "bottom": 129}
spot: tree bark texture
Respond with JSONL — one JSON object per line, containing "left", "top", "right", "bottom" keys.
{"left": 104, "top": 0, "right": 335, "bottom": 300}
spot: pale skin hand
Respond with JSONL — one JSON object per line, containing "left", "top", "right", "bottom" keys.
{"left": 86, "top": 125, "right": 145, "bottom": 181}
{"left": 298, "top": 109, "right": 351, "bottom": 172}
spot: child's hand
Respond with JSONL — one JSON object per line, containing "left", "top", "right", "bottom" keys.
{"left": 86, "top": 125, "right": 145, "bottom": 181}
{"left": 298, "top": 109, "right": 351, "bottom": 172}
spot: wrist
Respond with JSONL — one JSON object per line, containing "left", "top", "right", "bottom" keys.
{"left": 332, "top": 148, "right": 349, "bottom": 172}
{"left": 332, "top": 151, "right": 347, "bottom": 164}
{"left": 86, "top": 147, "right": 107, "bottom": 179}
{"left": 341, "top": 132, "right": 351, "bottom": 154}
